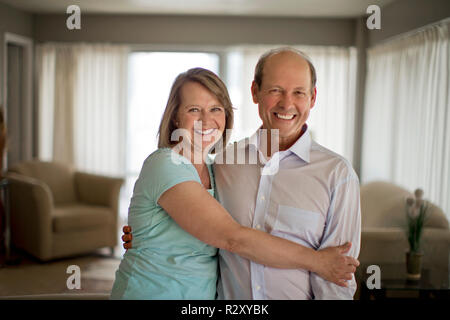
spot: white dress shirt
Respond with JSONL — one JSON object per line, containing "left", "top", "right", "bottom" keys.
{"left": 213, "top": 127, "right": 361, "bottom": 299}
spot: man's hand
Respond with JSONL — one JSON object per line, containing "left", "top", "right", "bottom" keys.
{"left": 122, "top": 225, "right": 133, "bottom": 250}
{"left": 314, "top": 242, "right": 359, "bottom": 287}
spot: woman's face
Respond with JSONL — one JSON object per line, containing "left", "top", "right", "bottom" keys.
{"left": 175, "top": 81, "right": 226, "bottom": 154}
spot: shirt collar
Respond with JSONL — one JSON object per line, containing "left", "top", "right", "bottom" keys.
{"left": 288, "top": 125, "right": 311, "bottom": 163}
{"left": 245, "top": 124, "right": 311, "bottom": 163}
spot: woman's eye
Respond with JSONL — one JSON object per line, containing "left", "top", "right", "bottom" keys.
{"left": 211, "top": 107, "right": 223, "bottom": 112}
{"left": 189, "top": 108, "right": 200, "bottom": 112}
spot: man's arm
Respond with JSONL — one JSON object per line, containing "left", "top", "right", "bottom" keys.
{"left": 310, "top": 174, "right": 361, "bottom": 299}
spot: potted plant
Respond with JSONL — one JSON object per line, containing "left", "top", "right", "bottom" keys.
{"left": 405, "top": 188, "right": 428, "bottom": 280}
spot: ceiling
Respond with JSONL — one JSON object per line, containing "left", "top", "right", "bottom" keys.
{"left": 0, "top": 0, "right": 396, "bottom": 18}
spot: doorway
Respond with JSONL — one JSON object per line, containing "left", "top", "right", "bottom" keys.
{"left": 2, "top": 33, "right": 33, "bottom": 170}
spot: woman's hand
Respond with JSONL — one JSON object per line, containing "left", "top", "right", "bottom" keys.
{"left": 314, "top": 242, "right": 359, "bottom": 287}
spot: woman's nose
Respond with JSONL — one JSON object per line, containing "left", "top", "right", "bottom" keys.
{"left": 199, "top": 110, "right": 212, "bottom": 123}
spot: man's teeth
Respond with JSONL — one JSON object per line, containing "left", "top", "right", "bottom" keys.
{"left": 195, "top": 128, "right": 216, "bottom": 135}
{"left": 275, "top": 113, "right": 295, "bottom": 120}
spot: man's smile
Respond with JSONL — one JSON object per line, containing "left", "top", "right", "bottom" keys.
{"left": 274, "top": 112, "right": 296, "bottom": 120}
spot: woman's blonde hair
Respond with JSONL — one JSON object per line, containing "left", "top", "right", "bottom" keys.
{"left": 158, "top": 68, "right": 234, "bottom": 150}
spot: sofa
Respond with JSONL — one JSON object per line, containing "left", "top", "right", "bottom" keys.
{"left": 358, "top": 181, "right": 450, "bottom": 278}
{"left": 7, "top": 160, "right": 124, "bottom": 261}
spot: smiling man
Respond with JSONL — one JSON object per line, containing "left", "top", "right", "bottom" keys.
{"left": 252, "top": 48, "right": 316, "bottom": 152}
{"left": 214, "top": 47, "right": 361, "bottom": 299}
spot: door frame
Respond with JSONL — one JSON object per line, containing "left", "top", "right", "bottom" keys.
{"left": 2, "top": 32, "right": 33, "bottom": 170}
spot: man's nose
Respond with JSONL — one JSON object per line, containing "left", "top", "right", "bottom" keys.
{"left": 280, "top": 93, "right": 294, "bottom": 108}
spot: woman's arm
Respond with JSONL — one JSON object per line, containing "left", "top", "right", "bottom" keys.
{"left": 158, "top": 181, "right": 358, "bottom": 287}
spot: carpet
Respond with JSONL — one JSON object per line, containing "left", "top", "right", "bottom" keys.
{"left": 0, "top": 248, "right": 122, "bottom": 298}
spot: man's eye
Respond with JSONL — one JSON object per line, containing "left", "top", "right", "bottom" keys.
{"left": 270, "top": 89, "right": 281, "bottom": 93}
{"left": 295, "top": 91, "right": 306, "bottom": 96}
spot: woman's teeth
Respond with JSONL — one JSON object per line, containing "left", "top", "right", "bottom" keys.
{"left": 275, "top": 113, "right": 295, "bottom": 120}
{"left": 194, "top": 128, "right": 216, "bottom": 135}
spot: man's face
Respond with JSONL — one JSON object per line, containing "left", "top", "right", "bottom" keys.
{"left": 251, "top": 52, "right": 316, "bottom": 144}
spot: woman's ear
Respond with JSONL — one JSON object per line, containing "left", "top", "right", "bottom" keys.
{"left": 172, "top": 116, "right": 179, "bottom": 128}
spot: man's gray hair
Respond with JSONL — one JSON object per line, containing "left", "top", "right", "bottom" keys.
{"left": 253, "top": 47, "right": 317, "bottom": 94}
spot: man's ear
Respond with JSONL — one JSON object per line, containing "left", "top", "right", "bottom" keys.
{"left": 251, "top": 81, "right": 259, "bottom": 104}
{"left": 310, "top": 87, "right": 317, "bottom": 109}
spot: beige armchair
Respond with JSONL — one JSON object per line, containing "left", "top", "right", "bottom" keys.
{"left": 359, "top": 181, "right": 450, "bottom": 272}
{"left": 7, "top": 160, "right": 124, "bottom": 261}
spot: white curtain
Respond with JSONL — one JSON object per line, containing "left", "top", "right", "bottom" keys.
{"left": 226, "top": 45, "right": 357, "bottom": 163}
{"left": 36, "top": 43, "right": 129, "bottom": 176}
{"left": 361, "top": 20, "right": 450, "bottom": 219}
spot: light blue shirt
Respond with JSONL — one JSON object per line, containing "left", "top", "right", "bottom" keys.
{"left": 214, "top": 127, "right": 361, "bottom": 299}
{"left": 110, "top": 148, "right": 218, "bottom": 300}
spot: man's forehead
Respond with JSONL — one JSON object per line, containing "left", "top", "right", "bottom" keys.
{"left": 265, "top": 51, "right": 309, "bottom": 67}
{"left": 262, "top": 54, "right": 311, "bottom": 84}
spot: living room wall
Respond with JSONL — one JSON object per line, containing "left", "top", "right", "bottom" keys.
{"left": 32, "top": 14, "right": 355, "bottom": 46}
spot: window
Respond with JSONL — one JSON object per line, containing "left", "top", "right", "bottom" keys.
{"left": 362, "top": 20, "right": 450, "bottom": 220}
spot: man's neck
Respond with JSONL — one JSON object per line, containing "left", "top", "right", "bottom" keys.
{"left": 260, "top": 124, "right": 307, "bottom": 157}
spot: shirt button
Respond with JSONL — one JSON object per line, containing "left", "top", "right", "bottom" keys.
{"left": 256, "top": 224, "right": 261, "bottom": 229}
{"left": 256, "top": 285, "right": 261, "bottom": 291}
{"left": 260, "top": 196, "right": 265, "bottom": 202}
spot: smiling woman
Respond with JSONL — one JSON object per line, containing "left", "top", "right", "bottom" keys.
{"left": 173, "top": 81, "right": 227, "bottom": 163}
{"left": 111, "top": 67, "right": 233, "bottom": 299}
{"left": 122, "top": 51, "right": 220, "bottom": 221}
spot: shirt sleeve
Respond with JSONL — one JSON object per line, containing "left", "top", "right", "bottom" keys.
{"left": 139, "top": 149, "right": 200, "bottom": 203}
{"left": 310, "top": 172, "right": 362, "bottom": 300}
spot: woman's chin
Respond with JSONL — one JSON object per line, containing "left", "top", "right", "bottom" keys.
{"left": 196, "top": 142, "right": 216, "bottom": 152}
{"left": 190, "top": 140, "right": 217, "bottom": 153}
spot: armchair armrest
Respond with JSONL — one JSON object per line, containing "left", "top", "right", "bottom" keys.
{"left": 74, "top": 172, "right": 124, "bottom": 209}
{"left": 5, "top": 172, "right": 53, "bottom": 259}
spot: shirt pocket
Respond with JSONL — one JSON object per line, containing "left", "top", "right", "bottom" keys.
{"left": 272, "top": 205, "right": 322, "bottom": 248}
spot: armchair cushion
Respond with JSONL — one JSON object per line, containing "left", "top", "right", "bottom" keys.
{"left": 9, "top": 160, "right": 77, "bottom": 206}
{"left": 53, "top": 205, "right": 113, "bottom": 233}
{"left": 74, "top": 172, "right": 124, "bottom": 208}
